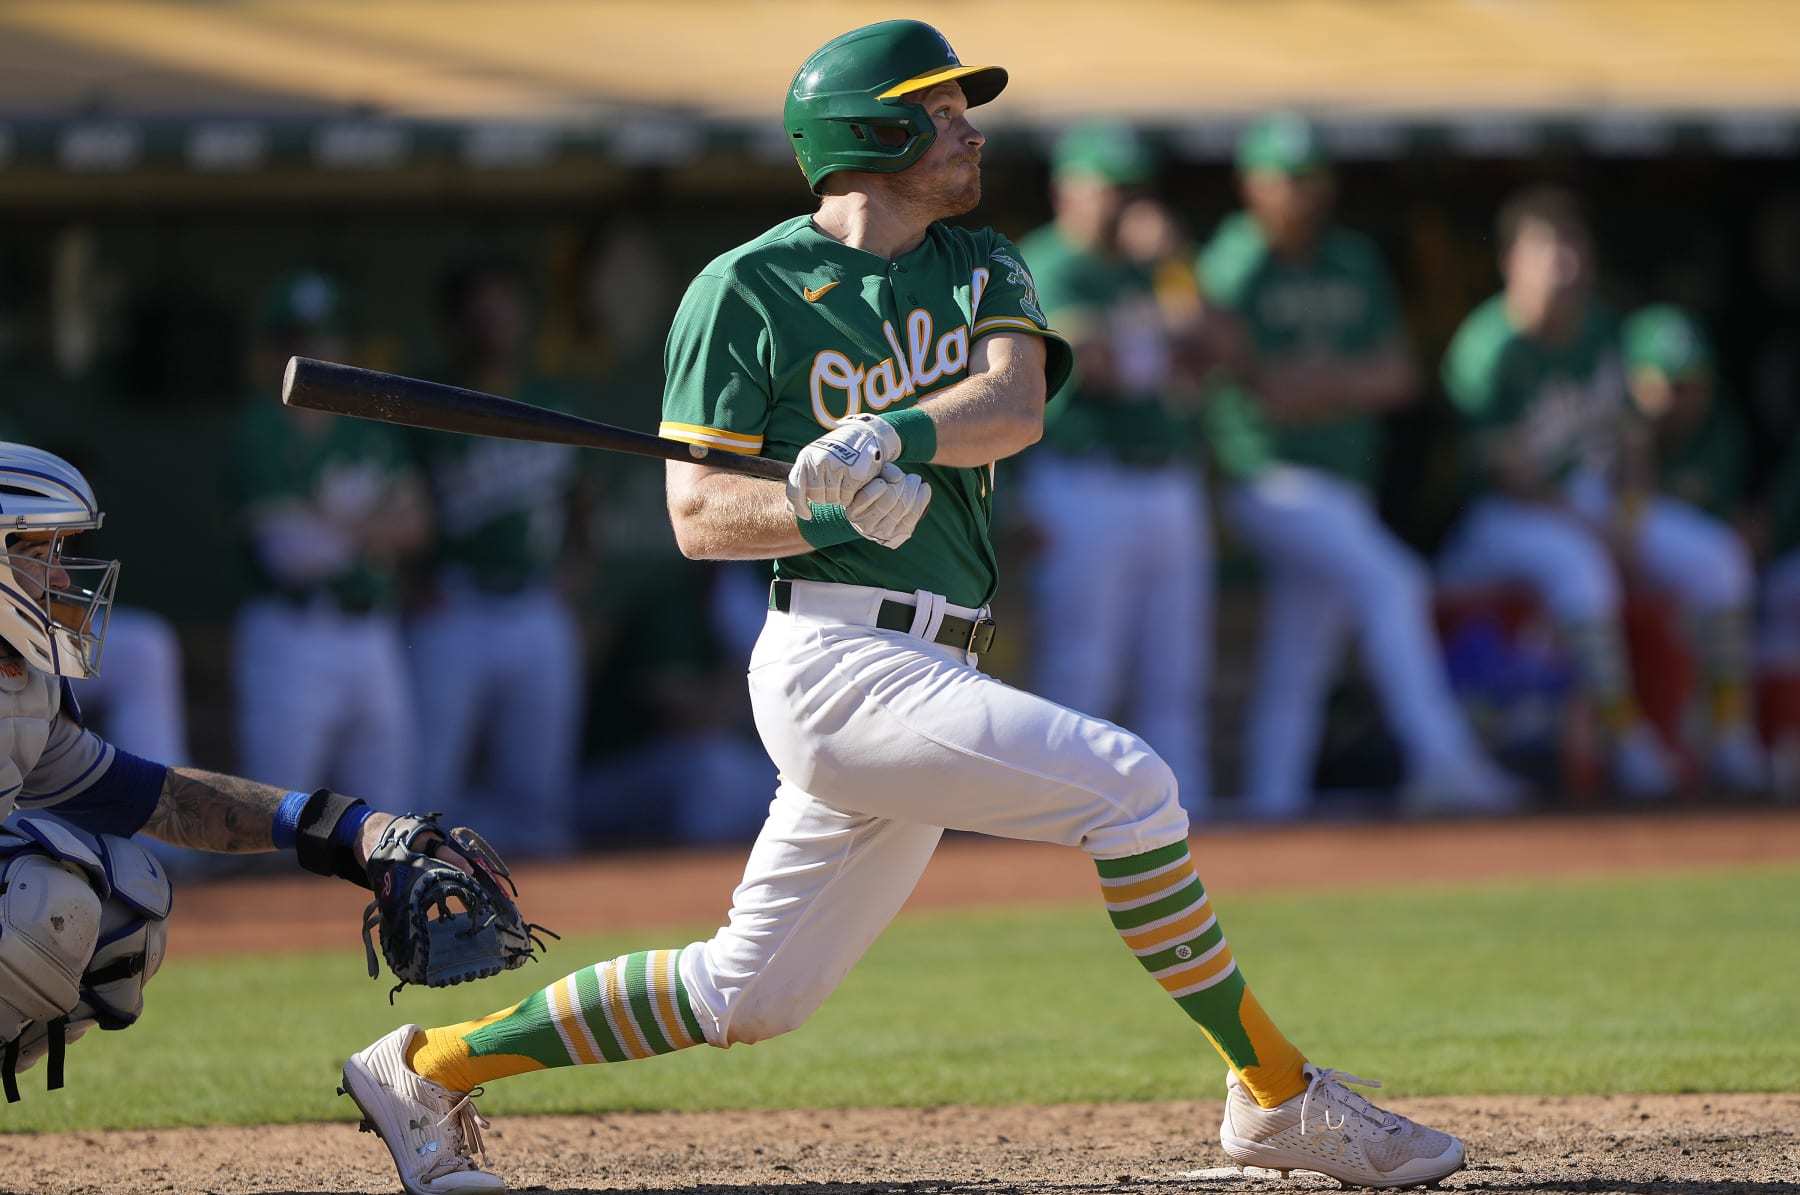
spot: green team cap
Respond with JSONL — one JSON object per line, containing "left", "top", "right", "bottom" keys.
{"left": 259, "top": 271, "right": 343, "bottom": 335}
{"left": 1052, "top": 121, "right": 1154, "bottom": 185}
{"left": 785, "top": 20, "right": 1007, "bottom": 194}
{"left": 1237, "top": 111, "right": 1329, "bottom": 176}
{"left": 1623, "top": 304, "right": 1712, "bottom": 380}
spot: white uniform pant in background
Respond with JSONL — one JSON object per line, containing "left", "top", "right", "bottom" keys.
{"left": 1226, "top": 467, "right": 1485, "bottom": 815}
{"left": 1022, "top": 454, "right": 1210, "bottom": 813}
{"left": 72, "top": 607, "right": 188, "bottom": 764}
{"left": 677, "top": 581, "right": 1189, "bottom": 1047}
{"left": 233, "top": 598, "right": 413, "bottom": 805}
{"left": 1762, "top": 552, "right": 1800, "bottom": 670}
{"left": 408, "top": 580, "right": 583, "bottom": 857}
{"left": 1439, "top": 485, "right": 1753, "bottom": 622}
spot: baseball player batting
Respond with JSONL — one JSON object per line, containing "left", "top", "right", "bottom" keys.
{"left": 342, "top": 21, "right": 1467, "bottom": 1194}
{"left": 0, "top": 442, "right": 541, "bottom": 1103}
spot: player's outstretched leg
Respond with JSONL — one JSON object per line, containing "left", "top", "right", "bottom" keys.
{"left": 342, "top": 949, "right": 703, "bottom": 1194}
{"left": 1095, "top": 840, "right": 1466, "bottom": 1187}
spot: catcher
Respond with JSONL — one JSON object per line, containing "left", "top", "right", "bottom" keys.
{"left": 0, "top": 440, "right": 542, "bottom": 1101}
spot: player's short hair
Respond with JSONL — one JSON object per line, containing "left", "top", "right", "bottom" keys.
{"left": 1496, "top": 185, "right": 1589, "bottom": 253}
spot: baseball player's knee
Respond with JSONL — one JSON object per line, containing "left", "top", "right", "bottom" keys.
{"left": 683, "top": 935, "right": 833, "bottom": 1047}
{"left": 718, "top": 989, "right": 822, "bottom": 1045}
{"left": 1084, "top": 744, "right": 1188, "bottom": 858}
{"left": 1680, "top": 536, "right": 1754, "bottom": 611}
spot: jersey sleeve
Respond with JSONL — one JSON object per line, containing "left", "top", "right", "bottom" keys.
{"left": 660, "top": 271, "right": 775, "bottom": 456}
{"left": 1441, "top": 310, "right": 1508, "bottom": 422}
{"left": 974, "top": 233, "right": 1074, "bottom": 397}
{"left": 1195, "top": 214, "right": 1264, "bottom": 312}
{"left": 19, "top": 712, "right": 115, "bottom": 808}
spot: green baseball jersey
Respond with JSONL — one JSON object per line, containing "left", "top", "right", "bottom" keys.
{"left": 235, "top": 401, "right": 415, "bottom": 610}
{"left": 660, "top": 216, "right": 1072, "bottom": 608}
{"left": 1197, "top": 213, "right": 1402, "bottom": 486}
{"left": 1441, "top": 294, "right": 1629, "bottom": 493}
{"left": 1017, "top": 224, "right": 1186, "bottom": 466}
{"left": 1657, "top": 398, "right": 1748, "bottom": 519}
{"left": 409, "top": 377, "right": 581, "bottom": 593}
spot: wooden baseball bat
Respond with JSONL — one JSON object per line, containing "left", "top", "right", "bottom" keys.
{"left": 280, "top": 356, "right": 790, "bottom": 482}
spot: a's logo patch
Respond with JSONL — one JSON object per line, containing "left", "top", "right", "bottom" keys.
{"left": 990, "top": 250, "right": 1046, "bottom": 325}
{"left": 1175, "top": 944, "right": 1194, "bottom": 960}
{"left": 803, "top": 280, "right": 839, "bottom": 303}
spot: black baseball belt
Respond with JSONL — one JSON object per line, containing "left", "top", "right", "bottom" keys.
{"left": 769, "top": 579, "right": 997, "bottom": 655}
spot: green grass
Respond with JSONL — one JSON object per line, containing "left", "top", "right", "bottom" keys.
{"left": 6, "top": 864, "right": 1796, "bottom": 1133}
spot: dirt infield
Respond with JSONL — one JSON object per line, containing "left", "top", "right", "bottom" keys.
{"left": 20, "top": 810, "right": 1800, "bottom": 1194}
{"left": 6, "top": 1094, "right": 1797, "bottom": 1194}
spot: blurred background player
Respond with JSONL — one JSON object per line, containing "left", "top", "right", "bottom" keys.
{"left": 1439, "top": 189, "right": 1762, "bottom": 796}
{"left": 539, "top": 224, "right": 775, "bottom": 845}
{"left": 1018, "top": 123, "right": 1210, "bottom": 812}
{"left": 406, "top": 258, "right": 586, "bottom": 857}
{"left": 68, "top": 606, "right": 187, "bottom": 765}
{"left": 1620, "top": 304, "right": 1764, "bottom": 786}
{"left": 1199, "top": 112, "right": 1521, "bottom": 818}
{"left": 1760, "top": 428, "right": 1800, "bottom": 799}
{"left": 233, "top": 272, "right": 427, "bottom": 804}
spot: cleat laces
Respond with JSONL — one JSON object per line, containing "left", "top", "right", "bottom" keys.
{"left": 421, "top": 1083, "right": 491, "bottom": 1181}
{"left": 1299, "top": 1068, "right": 1401, "bottom": 1138}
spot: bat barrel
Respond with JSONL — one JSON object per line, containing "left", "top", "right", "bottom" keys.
{"left": 281, "top": 356, "right": 790, "bottom": 482}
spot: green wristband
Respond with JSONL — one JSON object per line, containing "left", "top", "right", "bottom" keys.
{"left": 796, "top": 503, "right": 863, "bottom": 549}
{"left": 877, "top": 406, "right": 937, "bottom": 464}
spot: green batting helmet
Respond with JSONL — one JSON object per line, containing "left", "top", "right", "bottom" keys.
{"left": 784, "top": 20, "right": 1007, "bottom": 194}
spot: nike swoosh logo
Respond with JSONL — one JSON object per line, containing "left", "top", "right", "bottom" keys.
{"left": 803, "top": 280, "right": 839, "bottom": 302}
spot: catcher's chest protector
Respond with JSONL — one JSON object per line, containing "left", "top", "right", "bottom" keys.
{"left": 0, "top": 813, "right": 171, "bottom": 1101}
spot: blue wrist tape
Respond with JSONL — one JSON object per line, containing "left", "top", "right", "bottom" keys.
{"left": 271, "top": 791, "right": 311, "bottom": 849}
{"left": 332, "top": 802, "right": 374, "bottom": 852}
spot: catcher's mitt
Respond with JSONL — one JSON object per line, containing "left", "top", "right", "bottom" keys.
{"left": 360, "top": 814, "right": 554, "bottom": 1000}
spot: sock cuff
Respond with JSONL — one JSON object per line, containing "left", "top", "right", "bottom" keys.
{"left": 1094, "top": 839, "right": 1191, "bottom": 879}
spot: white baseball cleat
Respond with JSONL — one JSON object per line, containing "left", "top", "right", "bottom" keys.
{"left": 1218, "top": 1065, "right": 1465, "bottom": 1189}
{"left": 1401, "top": 754, "right": 1529, "bottom": 816}
{"left": 340, "top": 1024, "right": 505, "bottom": 1195}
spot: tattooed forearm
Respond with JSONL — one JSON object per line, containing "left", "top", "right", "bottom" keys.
{"left": 141, "top": 768, "right": 285, "bottom": 853}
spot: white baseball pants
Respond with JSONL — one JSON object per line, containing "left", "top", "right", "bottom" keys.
{"left": 677, "top": 580, "right": 1189, "bottom": 1047}
{"left": 233, "top": 598, "right": 414, "bottom": 805}
{"left": 1225, "top": 467, "right": 1485, "bottom": 814}
{"left": 72, "top": 606, "right": 188, "bottom": 764}
{"left": 407, "top": 578, "right": 584, "bottom": 857}
{"left": 1439, "top": 483, "right": 1753, "bottom": 621}
{"left": 1762, "top": 551, "right": 1800, "bottom": 670}
{"left": 1021, "top": 454, "right": 1210, "bottom": 812}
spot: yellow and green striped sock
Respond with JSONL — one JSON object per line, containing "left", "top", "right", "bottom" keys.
{"left": 406, "top": 948, "right": 706, "bottom": 1092}
{"left": 1098, "top": 841, "right": 1308, "bottom": 1109}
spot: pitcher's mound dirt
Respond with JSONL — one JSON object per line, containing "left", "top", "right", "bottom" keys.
{"left": 4, "top": 1094, "right": 1795, "bottom": 1194}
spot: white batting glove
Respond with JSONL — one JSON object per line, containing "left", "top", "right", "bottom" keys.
{"left": 787, "top": 413, "right": 902, "bottom": 519}
{"left": 844, "top": 464, "right": 931, "bottom": 550}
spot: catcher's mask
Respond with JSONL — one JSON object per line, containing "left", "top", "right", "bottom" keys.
{"left": 0, "top": 444, "right": 117, "bottom": 680}
{"left": 784, "top": 19, "right": 1007, "bottom": 195}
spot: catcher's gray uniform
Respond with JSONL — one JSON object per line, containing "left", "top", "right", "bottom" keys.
{"left": 0, "top": 660, "right": 171, "bottom": 1100}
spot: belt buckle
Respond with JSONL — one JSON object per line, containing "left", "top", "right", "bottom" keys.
{"left": 965, "top": 615, "right": 996, "bottom": 655}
